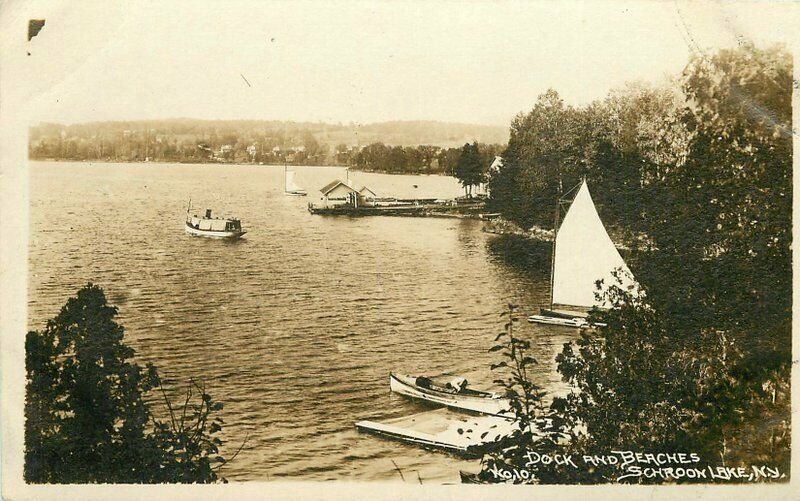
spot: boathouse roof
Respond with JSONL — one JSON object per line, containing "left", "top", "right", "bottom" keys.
{"left": 320, "top": 180, "right": 357, "bottom": 195}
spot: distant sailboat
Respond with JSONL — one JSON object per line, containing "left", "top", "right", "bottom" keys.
{"left": 284, "top": 164, "right": 307, "bottom": 196}
{"left": 528, "top": 180, "right": 638, "bottom": 327}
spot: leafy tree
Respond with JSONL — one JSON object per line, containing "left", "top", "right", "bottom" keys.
{"left": 454, "top": 142, "right": 485, "bottom": 197}
{"left": 478, "top": 44, "right": 791, "bottom": 484}
{"left": 630, "top": 43, "right": 792, "bottom": 467}
{"left": 488, "top": 89, "right": 589, "bottom": 228}
{"left": 437, "top": 147, "right": 462, "bottom": 175}
{"left": 416, "top": 145, "right": 440, "bottom": 172}
{"left": 387, "top": 145, "right": 407, "bottom": 173}
{"left": 334, "top": 143, "right": 350, "bottom": 165}
{"left": 25, "top": 284, "right": 233, "bottom": 483}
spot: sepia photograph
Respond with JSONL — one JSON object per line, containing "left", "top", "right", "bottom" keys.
{"left": 1, "top": 1, "right": 797, "bottom": 499}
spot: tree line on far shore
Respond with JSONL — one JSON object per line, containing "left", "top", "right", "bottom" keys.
{"left": 27, "top": 119, "right": 506, "bottom": 177}
{"left": 350, "top": 141, "right": 502, "bottom": 181}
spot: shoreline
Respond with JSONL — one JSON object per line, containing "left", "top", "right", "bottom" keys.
{"left": 484, "top": 217, "right": 646, "bottom": 251}
{"left": 27, "top": 158, "right": 454, "bottom": 177}
{"left": 483, "top": 218, "right": 554, "bottom": 243}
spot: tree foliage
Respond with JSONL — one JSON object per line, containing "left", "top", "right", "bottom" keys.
{"left": 351, "top": 141, "right": 501, "bottom": 176}
{"left": 29, "top": 119, "right": 508, "bottom": 167}
{"left": 25, "top": 284, "right": 233, "bottom": 483}
{"left": 488, "top": 90, "right": 578, "bottom": 228}
{"left": 454, "top": 142, "right": 486, "bottom": 196}
{"left": 475, "top": 305, "right": 567, "bottom": 483}
{"left": 479, "top": 44, "right": 791, "bottom": 484}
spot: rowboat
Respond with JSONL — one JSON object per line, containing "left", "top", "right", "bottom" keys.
{"left": 389, "top": 373, "right": 512, "bottom": 418}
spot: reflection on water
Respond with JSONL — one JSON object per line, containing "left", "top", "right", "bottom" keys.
{"left": 28, "top": 162, "right": 578, "bottom": 482}
{"left": 486, "top": 234, "right": 553, "bottom": 275}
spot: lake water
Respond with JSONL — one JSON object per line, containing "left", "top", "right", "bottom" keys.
{"left": 27, "top": 161, "right": 577, "bottom": 483}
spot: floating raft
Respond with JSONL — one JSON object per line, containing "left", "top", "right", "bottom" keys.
{"left": 355, "top": 408, "right": 514, "bottom": 458}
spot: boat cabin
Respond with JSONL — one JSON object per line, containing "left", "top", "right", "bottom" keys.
{"left": 187, "top": 209, "right": 242, "bottom": 231}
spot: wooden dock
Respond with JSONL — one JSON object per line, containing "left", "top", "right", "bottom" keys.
{"left": 308, "top": 200, "right": 487, "bottom": 218}
{"left": 355, "top": 408, "right": 514, "bottom": 458}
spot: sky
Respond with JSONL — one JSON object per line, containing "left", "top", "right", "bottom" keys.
{"left": 4, "top": 0, "right": 798, "bottom": 126}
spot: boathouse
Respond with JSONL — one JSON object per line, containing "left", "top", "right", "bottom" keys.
{"left": 318, "top": 180, "right": 358, "bottom": 208}
{"left": 316, "top": 180, "right": 379, "bottom": 208}
{"left": 357, "top": 186, "right": 378, "bottom": 207}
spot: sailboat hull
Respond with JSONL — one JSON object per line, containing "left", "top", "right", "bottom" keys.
{"left": 527, "top": 314, "right": 605, "bottom": 329}
{"left": 540, "top": 307, "right": 589, "bottom": 319}
{"left": 527, "top": 315, "right": 587, "bottom": 327}
{"left": 284, "top": 191, "right": 307, "bottom": 196}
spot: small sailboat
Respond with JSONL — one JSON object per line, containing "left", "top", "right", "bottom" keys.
{"left": 528, "top": 180, "right": 636, "bottom": 327}
{"left": 185, "top": 201, "right": 247, "bottom": 239}
{"left": 284, "top": 164, "right": 307, "bottom": 196}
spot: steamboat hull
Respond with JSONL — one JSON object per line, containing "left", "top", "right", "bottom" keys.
{"left": 185, "top": 221, "right": 246, "bottom": 239}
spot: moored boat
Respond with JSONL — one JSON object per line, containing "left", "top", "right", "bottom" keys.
{"left": 389, "top": 373, "right": 512, "bottom": 418}
{"left": 529, "top": 179, "right": 638, "bottom": 328}
{"left": 526, "top": 314, "right": 589, "bottom": 328}
{"left": 185, "top": 204, "right": 246, "bottom": 239}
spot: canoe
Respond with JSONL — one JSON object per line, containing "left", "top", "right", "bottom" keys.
{"left": 389, "top": 373, "right": 512, "bottom": 418}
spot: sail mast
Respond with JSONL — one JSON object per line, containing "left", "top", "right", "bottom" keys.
{"left": 549, "top": 190, "right": 560, "bottom": 309}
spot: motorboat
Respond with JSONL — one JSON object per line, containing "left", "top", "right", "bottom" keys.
{"left": 185, "top": 205, "right": 246, "bottom": 239}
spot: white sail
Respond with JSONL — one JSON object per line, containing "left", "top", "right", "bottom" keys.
{"left": 551, "top": 181, "right": 638, "bottom": 309}
{"left": 285, "top": 169, "right": 304, "bottom": 193}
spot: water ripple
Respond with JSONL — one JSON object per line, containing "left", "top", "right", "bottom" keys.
{"left": 28, "top": 161, "right": 573, "bottom": 482}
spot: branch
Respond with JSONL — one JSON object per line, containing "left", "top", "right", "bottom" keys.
{"left": 160, "top": 384, "right": 178, "bottom": 432}
{"left": 212, "top": 432, "right": 250, "bottom": 472}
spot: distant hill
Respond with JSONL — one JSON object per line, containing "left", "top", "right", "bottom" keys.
{"left": 318, "top": 120, "right": 509, "bottom": 148}
{"left": 30, "top": 119, "right": 509, "bottom": 150}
